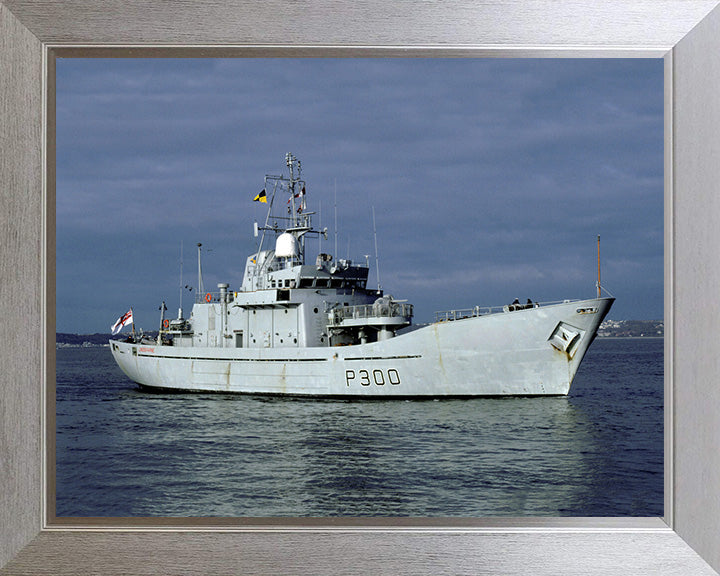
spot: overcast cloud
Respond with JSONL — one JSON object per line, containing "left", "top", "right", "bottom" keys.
{"left": 56, "top": 58, "right": 663, "bottom": 334}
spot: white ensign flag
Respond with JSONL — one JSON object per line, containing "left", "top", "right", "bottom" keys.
{"left": 111, "top": 309, "right": 133, "bottom": 335}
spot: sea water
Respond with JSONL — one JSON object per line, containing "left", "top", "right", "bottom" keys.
{"left": 55, "top": 337, "right": 663, "bottom": 517}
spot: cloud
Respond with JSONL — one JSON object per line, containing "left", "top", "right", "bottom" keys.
{"left": 56, "top": 58, "right": 663, "bottom": 332}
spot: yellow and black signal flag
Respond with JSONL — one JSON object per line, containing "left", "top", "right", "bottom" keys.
{"left": 253, "top": 189, "right": 267, "bottom": 203}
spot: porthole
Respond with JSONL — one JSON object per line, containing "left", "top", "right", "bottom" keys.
{"left": 314, "top": 307, "right": 319, "bottom": 313}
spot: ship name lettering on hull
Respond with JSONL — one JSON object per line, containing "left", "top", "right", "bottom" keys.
{"left": 345, "top": 368, "right": 401, "bottom": 386}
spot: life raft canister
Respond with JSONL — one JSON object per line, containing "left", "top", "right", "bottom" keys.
{"left": 205, "top": 293, "right": 212, "bottom": 302}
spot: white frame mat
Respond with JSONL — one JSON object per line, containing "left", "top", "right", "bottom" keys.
{"left": 2, "top": 1, "right": 720, "bottom": 574}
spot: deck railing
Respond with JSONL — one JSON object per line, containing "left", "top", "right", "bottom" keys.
{"left": 433, "top": 299, "right": 579, "bottom": 323}
{"left": 195, "top": 291, "right": 236, "bottom": 304}
{"left": 331, "top": 302, "right": 414, "bottom": 322}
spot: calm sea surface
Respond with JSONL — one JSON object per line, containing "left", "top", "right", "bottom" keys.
{"left": 55, "top": 337, "right": 663, "bottom": 517}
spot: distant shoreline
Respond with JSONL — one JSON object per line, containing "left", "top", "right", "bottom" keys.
{"left": 56, "top": 325, "right": 665, "bottom": 348}
{"left": 598, "top": 335, "right": 663, "bottom": 340}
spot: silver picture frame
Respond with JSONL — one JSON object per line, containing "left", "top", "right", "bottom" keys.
{"left": 2, "top": 1, "right": 720, "bottom": 574}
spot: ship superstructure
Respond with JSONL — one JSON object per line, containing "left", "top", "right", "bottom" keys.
{"left": 110, "top": 154, "right": 613, "bottom": 397}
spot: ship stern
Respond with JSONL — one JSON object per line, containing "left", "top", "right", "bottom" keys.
{"left": 109, "top": 339, "right": 143, "bottom": 386}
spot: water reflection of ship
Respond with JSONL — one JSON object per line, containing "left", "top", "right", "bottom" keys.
{"left": 293, "top": 397, "right": 597, "bottom": 516}
{"left": 110, "top": 153, "right": 613, "bottom": 397}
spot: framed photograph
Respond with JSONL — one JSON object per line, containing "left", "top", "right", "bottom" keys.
{"left": 52, "top": 57, "right": 664, "bottom": 521}
{"left": 2, "top": 1, "right": 720, "bottom": 574}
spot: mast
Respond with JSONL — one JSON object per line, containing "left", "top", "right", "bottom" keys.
{"left": 197, "top": 243, "right": 204, "bottom": 298}
{"left": 252, "top": 154, "right": 321, "bottom": 281}
{"left": 286, "top": 152, "right": 305, "bottom": 260}
{"left": 178, "top": 240, "right": 184, "bottom": 319}
{"left": 287, "top": 152, "right": 300, "bottom": 230}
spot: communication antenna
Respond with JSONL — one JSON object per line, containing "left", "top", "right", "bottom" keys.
{"left": 318, "top": 200, "right": 322, "bottom": 255}
{"left": 334, "top": 179, "right": 338, "bottom": 259}
{"left": 372, "top": 205, "right": 381, "bottom": 292}
{"left": 596, "top": 235, "right": 601, "bottom": 298}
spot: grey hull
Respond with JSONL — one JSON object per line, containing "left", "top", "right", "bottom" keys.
{"left": 110, "top": 297, "right": 613, "bottom": 397}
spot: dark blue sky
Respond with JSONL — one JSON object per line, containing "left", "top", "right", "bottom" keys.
{"left": 56, "top": 58, "right": 663, "bottom": 334}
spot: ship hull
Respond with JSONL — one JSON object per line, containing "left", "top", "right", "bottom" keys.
{"left": 110, "top": 297, "right": 613, "bottom": 397}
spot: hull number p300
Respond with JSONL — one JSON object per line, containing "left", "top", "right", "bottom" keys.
{"left": 346, "top": 368, "right": 401, "bottom": 386}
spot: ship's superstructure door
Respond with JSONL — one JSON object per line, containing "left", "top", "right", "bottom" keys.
{"left": 245, "top": 304, "right": 300, "bottom": 348}
{"left": 272, "top": 307, "right": 299, "bottom": 347}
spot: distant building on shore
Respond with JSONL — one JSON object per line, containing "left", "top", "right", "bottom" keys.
{"left": 598, "top": 319, "right": 664, "bottom": 338}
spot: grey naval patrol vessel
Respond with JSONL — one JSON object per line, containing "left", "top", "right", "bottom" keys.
{"left": 110, "top": 153, "right": 614, "bottom": 397}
